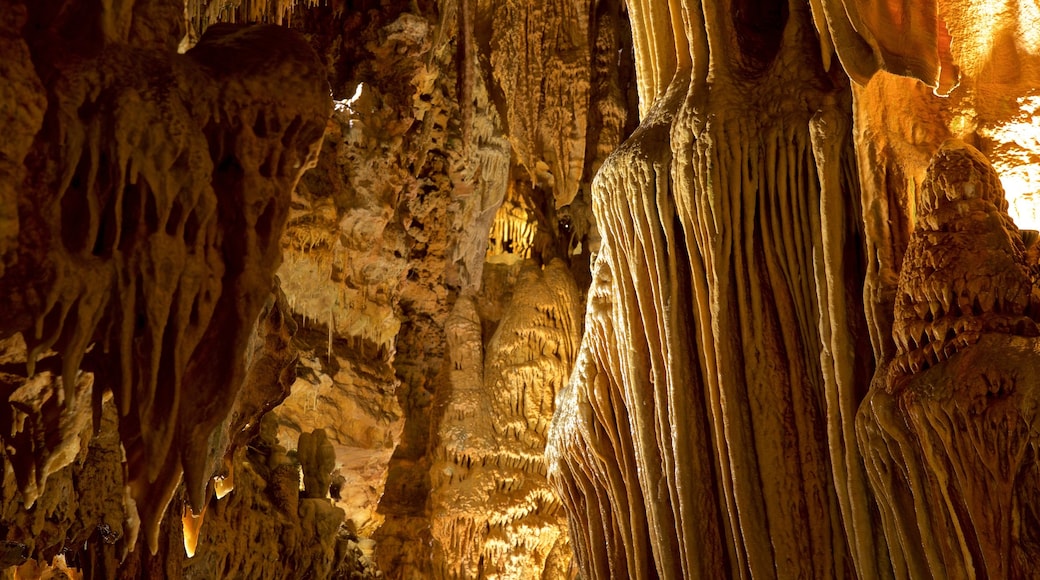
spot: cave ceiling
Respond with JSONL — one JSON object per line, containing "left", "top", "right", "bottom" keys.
{"left": 2, "top": 0, "right": 1040, "bottom": 578}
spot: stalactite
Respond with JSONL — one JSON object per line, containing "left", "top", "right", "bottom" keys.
{"left": 808, "top": 100, "right": 883, "bottom": 578}
{"left": 185, "top": 0, "right": 323, "bottom": 28}
{"left": 483, "top": 0, "right": 592, "bottom": 208}
{"left": 0, "top": 14, "right": 330, "bottom": 558}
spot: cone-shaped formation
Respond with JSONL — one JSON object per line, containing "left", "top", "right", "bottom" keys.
{"left": 889, "top": 141, "right": 1037, "bottom": 385}
{"left": 858, "top": 141, "right": 1040, "bottom": 578}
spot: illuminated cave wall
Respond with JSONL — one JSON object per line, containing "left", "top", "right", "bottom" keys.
{"left": 0, "top": 0, "right": 633, "bottom": 577}
{"left": 4, "top": 0, "right": 1040, "bottom": 578}
{"left": 549, "top": 0, "right": 1040, "bottom": 578}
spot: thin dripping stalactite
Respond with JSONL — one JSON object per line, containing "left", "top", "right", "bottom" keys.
{"left": 457, "top": 0, "right": 474, "bottom": 147}
{"left": 185, "top": 0, "right": 324, "bottom": 29}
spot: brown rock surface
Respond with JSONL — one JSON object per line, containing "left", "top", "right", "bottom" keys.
{"left": 859, "top": 141, "right": 1040, "bottom": 578}
{"left": 7, "top": 0, "right": 1040, "bottom": 578}
{"left": 430, "top": 260, "right": 581, "bottom": 579}
{"left": 2, "top": 0, "right": 333, "bottom": 573}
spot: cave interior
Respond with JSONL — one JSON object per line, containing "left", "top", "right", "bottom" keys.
{"left": 3, "top": 0, "right": 1040, "bottom": 578}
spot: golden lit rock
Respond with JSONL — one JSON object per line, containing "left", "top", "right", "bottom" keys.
{"left": 549, "top": 1, "right": 870, "bottom": 576}
{"left": 859, "top": 141, "right": 1040, "bottom": 577}
{"left": 213, "top": 470, "right": 234, "bottom": 500}
{"left": 431, "top": 261, "right": 580, "bottom": 578}
{"left": 6, "top": 0, "right": 1040, "bottom": 577}
{"left": 181, "top": 503, "right": 206, "bottom": 558}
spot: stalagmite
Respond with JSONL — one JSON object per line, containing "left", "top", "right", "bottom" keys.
{"left": 431, "top": 261, "right": 581, "bottom": 578}
{"left": 299, "top": 429, "right": 337, "bottom": 499}
{"left": 857, "top": 140, "right": 1040, "bottom": 579}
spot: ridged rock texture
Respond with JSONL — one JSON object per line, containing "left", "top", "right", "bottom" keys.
{"left": 549, "top": 0, "right": 873, "bottom": 576}
{"left": 548, "top": 0, "right": 1040, "bottom": 578}
{"left": 5, "top": 0, "right": 1040, "bottom": 578}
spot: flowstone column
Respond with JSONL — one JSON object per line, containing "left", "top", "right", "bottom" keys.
{"left": 549, "top": 0, "right": 877, "bottom": 577}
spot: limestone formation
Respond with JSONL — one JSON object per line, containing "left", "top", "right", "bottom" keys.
{"left": 549, "top": 0, "right": 872, "bottom": 576}
{"left": 177, "top": 417, "right": 363, "bottom": 580}
{"left": 430, "top": 261, "right": 580, "bottom": 579}
{"left": 5, "top": 0, "right": 1040, "bottom": 578}
{"left": 858, "top": 140, "right": 1040, "bottom": 578}
{"left": 0, "top": 5, "right": 45, "bottom": 277}
{"left": 299, "top": 429, "right": 337, "bottom": 499}
{"left": 547, "top": 0, "right": 1040, "bottom": 577}
{"left": 1, "top": 0, "right": 330, "bottom": 566}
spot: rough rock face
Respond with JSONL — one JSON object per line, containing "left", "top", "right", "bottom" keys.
{"left": 7, "top": 0, "right": 1040, "bottom": 578}
{"left": 6, "top": 0, "right": 632, "bottom": 577}
{"left": 430, "top": 261, "right": 581, "bottom": 579}
{"left": 273, "top": 97, "right": 407, "bottom": 545}
{"left": 180, "top": 422, "right": 357, "bottom": 580}
{"left": 1, "top": 0, "right": 331, "bottom": 571}
{"left": 0, "top": 6, "right": 45, "bottom": 275}
{"left": 858, "top": 141, "right": 1040, "bottom": 579}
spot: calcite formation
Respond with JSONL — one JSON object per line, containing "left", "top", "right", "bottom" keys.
{"left": 549, "top": 0, "right": 872, "bottom": 576}
{"left": 859, "top": 140, "right": 1040, "bottom": 578}
{"left": 0, "top": 6, "right": 45, "bottom": 276}
{"left": 430, "top": 261, "right": 580, "bottom": 579}
{"left": 547, "top": 0, "right": 1040, "bottom": 578}
{"left": 6, "top": 0, "right": 1040, "bottom": 578}
{"left": 887, "top": 142, "right": 1035, "bottom": 383}
{"left": 0, "top": 0, "right": 330, "bottom": 566}
{"left": 180, "top": 421, "right": 369, "bottom": 580}
{"left": 484, "top": 0, "right": 591, "bottom": 208}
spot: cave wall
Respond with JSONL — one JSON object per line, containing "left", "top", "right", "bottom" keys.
{"left": 1, "top": 0, "right": 635, "bottom": 578}
{"left": 1, "top": 0, "right": 332, "bottom": 567}
{"left": 4, "top": 0, "right": 1040, "bottom": 578}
